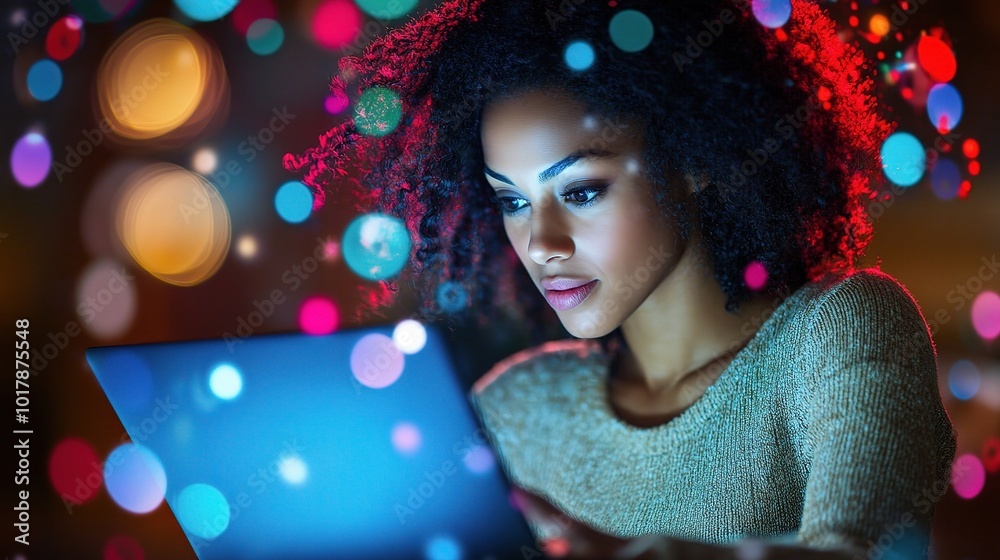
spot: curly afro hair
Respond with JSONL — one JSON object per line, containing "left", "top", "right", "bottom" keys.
{"left": 283, "top": 0, "right": 894, "bottom": 352}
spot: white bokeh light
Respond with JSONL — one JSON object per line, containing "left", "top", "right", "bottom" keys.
{"left": 209, "top": 364, "right": 243, "bottom": 400}
{"left": 392, "top": 319, "right": 427, "bottom": 354}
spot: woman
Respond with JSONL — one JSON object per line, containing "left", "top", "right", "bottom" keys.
{"left": 285, "top": 0, "right": 957, "bottom": 558}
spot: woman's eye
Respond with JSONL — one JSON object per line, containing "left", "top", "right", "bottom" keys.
{"left": 497, "top": 196, "right": 527, "bottom": 215}
{"left": 495, "top": 185, "right": 609, "bottom": 217}
{"left": 563, "top": 184, "right": 609, "bottom": 209}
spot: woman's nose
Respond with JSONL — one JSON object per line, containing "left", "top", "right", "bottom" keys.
{"left": 527, "top": 200, "right": 574, "bottom": 265}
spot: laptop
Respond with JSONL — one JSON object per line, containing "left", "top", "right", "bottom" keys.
{"left": 86, "top": 322, "right": 549, "bottom": 560}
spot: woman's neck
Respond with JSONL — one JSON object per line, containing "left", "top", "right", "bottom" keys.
{"left": 616, "top": 241, "right": 783, "bottom": 395}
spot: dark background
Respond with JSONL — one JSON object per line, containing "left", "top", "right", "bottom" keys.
{"left": 2, "top": 0, "right": 999, "bottom": 558}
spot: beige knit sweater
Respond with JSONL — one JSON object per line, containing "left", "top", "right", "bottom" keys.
{"left": 469, "top": 268, "right": 957, "bottom": 558}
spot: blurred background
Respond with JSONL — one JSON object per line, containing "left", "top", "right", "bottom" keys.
{"left": 2, "top": 0, "right": 999, "bottom": 558}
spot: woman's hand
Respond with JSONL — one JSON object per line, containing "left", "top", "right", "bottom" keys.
{"left": 511, "top": 486, "right": 678, "bottom": 560}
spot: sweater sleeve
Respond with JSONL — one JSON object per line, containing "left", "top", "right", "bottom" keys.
{"left": 794, "top": 270, "right": 957, "bottom": 558}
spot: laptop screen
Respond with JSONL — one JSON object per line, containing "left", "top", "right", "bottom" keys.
{"left": 86, "top": 322, "right": 542, "bottom": 559}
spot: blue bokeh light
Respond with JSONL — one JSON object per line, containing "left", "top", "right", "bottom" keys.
{"left": 274, "top": 181, "right": 314, "bottom": 224}
{"left": 173, "top": 0, "right": 238, "bottom": 21}
{"left": 881, "top": 132, "right": 925, "bottom": 187}
{"left": 926, "top": 83, "right": 963, "bottom": 132}
{"left": 425, "top": 535, "right": 462, "bottom": 560}
{"left": 752, "top": 0, "right": 792, "bottom": 28}
{"left": 930, "top": 157, "right": 962, "bottom": 201}
{"left": 247, "top": 19, "right": 284, "bottom": 56}
{"left": 103, "top": 444, "right": 168, "bottom": 514}
{"left": 948, "top": 359, "right": 981, "bottom": 401}
{"left": 27, "top": 59, "right": 63, "bottom": 101}
{"left": 342, "top": 213, "right": 412, "bottom": 280}
{"left": 564, "top": 40, "right": 595, "bottom": 71}
{"left": 176, "top": 483, "right": 231, "bottom": 539}
{"left": 608, "top": 10, "right": 654, "bottom": 52}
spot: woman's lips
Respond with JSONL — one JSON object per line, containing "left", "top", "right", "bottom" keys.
{"left": 543, "top": 280, "right": 598, "bottom": 311}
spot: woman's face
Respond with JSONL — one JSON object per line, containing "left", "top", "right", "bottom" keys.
{"left": 480, "top": 88, "right": 685, "bottom": 338}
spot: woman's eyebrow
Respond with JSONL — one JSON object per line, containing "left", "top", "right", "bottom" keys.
{"left": 483, "top": 147, "right": 616, "bottom": 186}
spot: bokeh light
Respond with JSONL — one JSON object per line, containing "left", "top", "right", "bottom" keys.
{"left": 948, "top": 360, "right": 981, "bottom": 401}
{"left": 752, "top": 0, "right": 792, "bottom": 29}
{"left": 982, "top": 438, "right": 1000, "bottom": 474}
{"left": 236, "top": 234, "right": 258, "bottom": 259}
{"left": 175, "top": 483, "right": 230, "bottom": 539}
{"left": 425, "top": 535, "right": 462, "bottom": 560}
{"left": 49, "top": 438, "right": 102, "bottom": 505}
{"left": 462, "top": 444, "right": 495, "bottom": 474}
{"left": 436, "top": 281, "right": 468, "bottom": 313}
{"left": 350, "top": 333, "right": 405, "bottom": 389}
{"left": 298, "top": 296, "right": 340, "bottom": 335}
{"left": 869, "top": 14, "right": 890, "bottom": 38}
{"left": 209, "top": 364, "right": 243, "bottom": 400}
{"left": 232, "top": 0, "right": 276, "bottom": 36}
{"left": 46, "top": 15, "right": 84, "bottom": 60}
{"left": 324, "top": 91, "right": 350, "bottom": 114}
{"left": 279, "top": 455, "right": 309, "bottom": 485}
{"left": 393, "top": 319, "right": 427, "bottom": 354}
{"left": 391, "top": 422, "right": 422, "bottom": 455}
{"left": 916, "top": 34, "right": 957, "bottom": 83}
{"left": 355, "top": 0, "right": 419, "bottom": 19}
{"left": 744, "top": 261, "right": 768, "bottom": 290}
{"left": 311, "top": 0, "right": 362, "bottom": 49}
{"left": 96, "top": 18, "right": 229, "bottom": 145}
{"left": 963, "top": 139, "right": 980, "bottom": 159}
{"left": 951, "top": 453, "right": 986, "bottom": 500}
{"left": 926, "top": 83, "right": 963, "bottom": 132}
{"left": 173, "top": 0, "right": 239, "bottom": 21}
{"left": 75, "top": 259, "right": 138, "bottom": 339}
{"left": 274, "top": 180, "right": 314, "bottom": 223}
{"left": 10, "top": 132, "right": 52, "bottom": 188}
{"left": 22, "top": 66, "right": 62, "bottom": 106}
{"left": 115, "top": 163, "right": 232, "bottom": 286}
{"left": 971, "top": 291, "right": 1000, "bottom": 340}
{"left": 564, "top": 40, "right": 595, "bottom": 71}
{"left": 103, "top": 534, "right": 144, "bottom": 560}
{"left": 103, "top": 444, "right": 168, "bottom": 514}
{"left": 608, "top": 9, "right": 654, "bottom": 52}
{"left": 247, "top": 18, "right": 284, "bottom": 56}
{"left": 192, "top": 147, "right": 217, "bottom": 174}
{"left": 342, "top": 213, "right": 412, "bottom": 281}
{"left": 881, "top": 132, "right": 925, "bottom": 187}
{"left": 354, "top": 86, "right": 403, "bottom": 137}
{"left": 929, "top": 158, "right": 961, "bottom": 201}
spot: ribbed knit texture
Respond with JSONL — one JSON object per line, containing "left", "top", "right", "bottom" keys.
{"left": 469, "top": 268, "right": 957, "bottom": 558}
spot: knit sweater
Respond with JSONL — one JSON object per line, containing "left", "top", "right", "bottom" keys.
{"left": 469, "top": 268, "right": 957, "bottom": 558}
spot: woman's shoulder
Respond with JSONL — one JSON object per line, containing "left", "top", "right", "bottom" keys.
{"left": 801, "top": 266, "right": 934, "bottom": 351}
{"left": 471, "top": 337, "right": 604, "bottom": 398}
